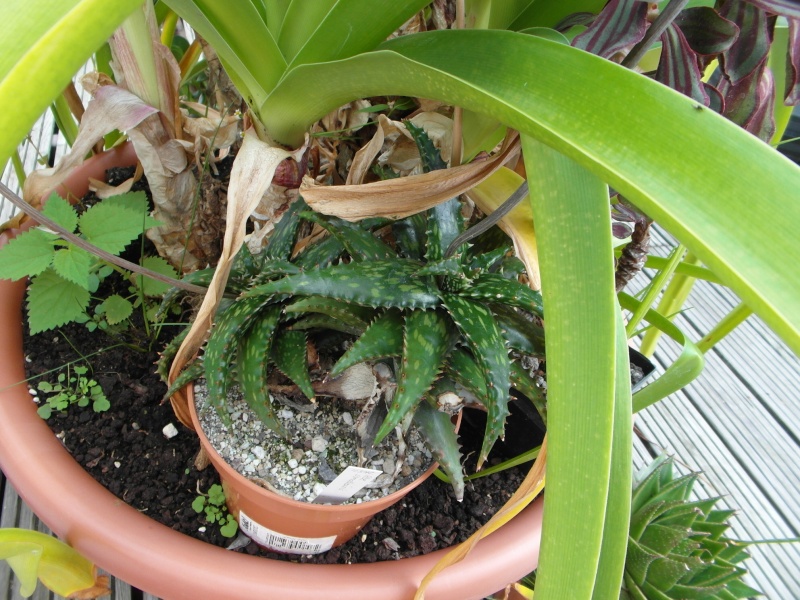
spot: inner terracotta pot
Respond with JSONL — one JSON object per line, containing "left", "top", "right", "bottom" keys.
{"left": 188, "top": 383, "right": 441, "bottom": 551}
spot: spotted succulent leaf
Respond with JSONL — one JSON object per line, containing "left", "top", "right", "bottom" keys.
{"left": 374, "top": 309, "right": 450, "bottom": 445}
{"left": 237, "top": 305, "right": 286, "bottom": 435}
{"left": 425, "top": 197, "right": 464, "bottom": 262}
{"left": 300, "top": 211, "right": 396, "bottom": 261}
{"left": 264, "top": 198, "right": 309, "bottom": 261}
{"left": 392, "top": 212, "right": 427, "bottom": 260}
{"left": 492, "top": 304, "right": 545, "bottom": 355}
{"left": 441, "top": 293, "right": 510, "bottom": 469}
{"left": 462, "top": 272, "right": 544, "bottom": 317}
{"left": 204, "top": 295, "right": 275, "bottom": 423}
{"left": 289, "top": 313, "right": 365, "bottom": 336}
{"left": 445, "top": 348, "right": 488, "bottom": 401}
{"left": 157, "top": 267, "right": 215, "bottom": 320}
{"left": 413, "top": 398, "right": 465, "bottom": 501}
{"left": 162, "top": 360, "right": 204, "bottom": 402}
{"left": 509, "top": 360, "right": 547, "bottom": 425}
{"left": 158, "top": 323, "right": 190, "bottom": 382}
{"left": 284, "top": 295, "right": 373, "bottom": 332}
{"left": 248, "top": 259, "right": 301, "bottom": 285}
{"left": 331, "top": 311, "right": 404, "bottom": 377}
{"left": 466, "top": 245, "right": 511, "bottom": 273}
{"left": 272, "top": 329, "right": 315, "bottom": 400}
{"left": 405, "top": 120, "right": 448, "bottom": 172}
{"left": 465, "top": 222, "right": 512, "bottom": 260}
{"left": 247, "top": 260, "right": 439, "bottom": 309}
{"left": 293, "top": 233, "right": 346, "bottom": 270}
{"left": 416, "top": 256, "right": 463, "bottom": 277}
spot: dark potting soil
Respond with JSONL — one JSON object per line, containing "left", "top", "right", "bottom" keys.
{"left": 21, "top": 308, "right": 539, "bottom": 564}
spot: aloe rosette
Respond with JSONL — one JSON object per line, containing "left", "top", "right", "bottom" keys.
{"left": 163, "top": 183, "right": 546, "bottom": 501}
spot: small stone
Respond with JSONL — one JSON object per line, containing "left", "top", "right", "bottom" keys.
{"left": 288, "top": 458, "right": 299, "bottom": 469}
{"left": 198, "top": 527, "right": 207, "bottom": 533}
{"left": 383, "top": 461, "right": 394, "bottom": 475}
{"left": 244, "top": 464, "right": 256, "bottom": 474}
{"left": 252, "top": 446, "right": 266, "bottom": 459}
{"left": 131, "top": 422, "right": 140, "bottom": 430}
{"left": 313, "top": 483, "right": 327, "bottom": 497}
{"left": 291, "top": 448, "right": 305, "bottom": 461}
{"left": 298, "top": 466, "right": 307, "bottom": 475}
{"left": 279, "top": 409, "right": 294, "bottom": 420}
{"left": 162, "top": 423, "right": 179, "bottom": 439}
{"left": 28, "top": 388, "right": 37, "bottom": 396}
{"left": 311, "top": 436, "right": 328, "bottom": 452}
{"left": 114, "top": 461, "right": 121, "bottom": 468}
{"left": 341, "top": 412, "right": 353, "bottom": 426}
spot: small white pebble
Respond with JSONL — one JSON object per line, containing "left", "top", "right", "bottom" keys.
{"left": 28, "top": 388, "right": 37, "bottom": 396}
{"left": 131, "top": 422, "right": 140, "bottom": 430}
{"left": 198, "top": 527, "right": 207, "bottom": 533}
{"left": 311, "top": 436, "right": 328, "bottom": 452}
{"left": 341, "top": 412, "right": 353, "bottom": 426}
{"left": 162, "top": 423, "right": 179, "bottom": 439}
{"left": 252, "top": 446, "right": 266, "bottom": 459}
{"left": 298, "top": 466, "right": 307, "bottom": 475}
{"left": 288, "top": 458, "right": 299, "bottom": 469}
{"left": 361, "top": 534, "right": 367, "bottom": 542}
{"left": 114, "top": 461, "right": 121, "bottom": 468}
{"left": 279, "top": 409, "right": 294, "bottom": 420}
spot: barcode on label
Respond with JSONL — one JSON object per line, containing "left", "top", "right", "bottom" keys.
{"left": 239, "top": 510, "right": 336, "bottom": 555}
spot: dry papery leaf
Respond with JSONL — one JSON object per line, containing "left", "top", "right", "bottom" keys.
{"left": 415, "top": 438, "right": 547, "bottom": 600}
{"left": 301, "top": 131, "right": 520, "bottom": 221}
{"left": 168, "top": 129, "right": 299, "bottom": 427}
{"left": 88, "top": 162, "right": 144, "bottom": 199}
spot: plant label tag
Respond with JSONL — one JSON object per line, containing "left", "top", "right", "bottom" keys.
{"left": 239, "top": 510, "right": 336, "bottom": 555}
{"left": 312, "top": 466, "right": 382, "bottom": 504}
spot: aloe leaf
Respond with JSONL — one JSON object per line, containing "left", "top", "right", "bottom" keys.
{"left": 289, "top": 314, "right": 365, "bottom": 337}
{"left": 271, "top": 329, "right": 315, "bottom": 401}
{"left": 462, "top": 272, "right": 544, "bottom": 317}
{"left": 417, "top": 257, "right": 464, "bottom": 278}
{"left": 331, "top": 311, "right": 404, "bottom": 377}
{"left": 300, "top": 211, "right": 396, "bottom": 261}
{"left": 413, "top": 399, "right": 465, "bottom": 501}
{"left": 445, "top": 348, "right": 488, "bottom": 400}
{"left": 204, "top": 295, "right": 274, "bottom": 423}
{"left": 247, "top": 260, "right": 439, "bottom": 309}
{"left": 284, "top": 296, "right": 373, "bottom": 331}
{"left": 264, "top": 197, "right": 309, "bottom": 261}
{"left": 157, "top": 267, "right": 215, "bottom": 319}
{"left": 373, "top": 309, "right": 450, "bottom": 445}
{"left": 509, "top": 361, "right": 547, "bottom": 424}
{"left": 161, "top": 361, "right": 203, "bottom": 404}
{"left": 440, "top": 293, "right": 509, "bottom": 469}
{"left": 392, "top": 212, "right": 427, "bottom": 260}
{"left": 406, "top": 120, "right": 448, "bottom": 172}
{"left": 492, "top": 304, "right": 545, "bottom": 355}
{"left": 293, "top": 234, "right": 346, "bottom": 270}
{"left": 427, "top": 198, "right": 465, "bottom": 263}
{"left": 236, "top": 304, "right": 286, "bottom": 435}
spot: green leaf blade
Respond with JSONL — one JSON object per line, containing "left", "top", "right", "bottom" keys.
{"left": 0, "top": 229, "right": 56, "bottom": 280}
{"left": 27, "top": 269, "right": 90, "bottom": 334}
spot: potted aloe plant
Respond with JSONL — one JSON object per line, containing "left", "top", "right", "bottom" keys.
{"left": 2, "top": 1, "right": 800, "bottom": 599}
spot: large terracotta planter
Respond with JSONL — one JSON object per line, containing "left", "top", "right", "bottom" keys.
{"left": 0, "top": 148, "right": 544, "bottom": 600}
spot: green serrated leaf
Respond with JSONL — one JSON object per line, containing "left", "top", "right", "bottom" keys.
{"left": 100, "top": 294, "right": 133, "bottom": 324}
{"left": 374, "top": 310, "right": 449, "bottom": 445}
{"left": 101, "top": 191, "right": 160, "bottom": 228}
{"left": 248, "top": 260, "right": 439, "bottom": 309}
{"left": 300, "top": 211, "right": 396, "bottom": 261}
{"left": 27, "top": 268, "right": 90, "bottom": 334}
{"left": 284, "top": 295, "right": 373, "bottom": 331}
{"left": 52, "top": 245, "right": 92, "bottom": 289}
{"left": 136, "top": 255, "right": 179, "bottom": 297}
{"left": 441, "top": 293, "right": 510, "bottom": 469}
{"left": 77, "top": 202, "right": 152, "bottom": 254}
{"left": 462, "top": 272, "right": 544, "bottom": 317}
{"left": 265, "top": 197, "right": 309, "bottom": 260}
{"left": 41, "top": 193, "right": 78, "bottom": 233}
{"left": 0, "top": 228, "right": 57, "bottom": 280}
{"left": 414, "top": 399, "right": 464, "bottom": 501}
{"left": 331, "top": 311, "right": 404, "bottom": 377}
{"left": 272, "top": 329, "right": 315, "bottom": 401}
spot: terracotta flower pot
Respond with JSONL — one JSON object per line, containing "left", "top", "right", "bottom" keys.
{"left": 188, "top": 384, "right": 442, "bottom": 551}
{"left": 0, "top": 147, "right": 544, "bottom": 600}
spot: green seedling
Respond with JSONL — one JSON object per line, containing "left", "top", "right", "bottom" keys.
{"left": 192, "top": 484, "right": 238, "bottom": 538}
{"left": 36, "top": 364, "right": 109, "bottom": 419}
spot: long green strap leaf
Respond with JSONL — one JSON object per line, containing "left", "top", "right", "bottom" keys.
{"left": 263, "top": 30, "right": 800, "bottom": 359}
{"left": 591, "top": 310, "right": 633, "bottom": 600}
{"left": 523, "top": 135, "right": 617, "bottom": 599}
{"left": 0, "top": 0, "right": 143, "bottom": 167}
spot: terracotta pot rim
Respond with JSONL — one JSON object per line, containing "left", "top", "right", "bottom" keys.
{"left": 0, "top": 146, "right": 543, "bottom": 600}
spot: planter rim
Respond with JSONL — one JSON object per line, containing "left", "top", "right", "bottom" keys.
{"left": 0, "top": 147, "right": 542, "bottom": 600}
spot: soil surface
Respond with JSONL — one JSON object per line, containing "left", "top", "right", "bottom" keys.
{"left": 21, "top": 299, "right": 541, "bottom": 564}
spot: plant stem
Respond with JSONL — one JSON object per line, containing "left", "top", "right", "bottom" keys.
{"left": 696, "top": 301, "right": 753, "bottom": 353}
{"left": 625, "top": 243, "right": 685, "bottom": 337}
{"left": 621, "top": 0, "right": 691, "bottom": 70}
